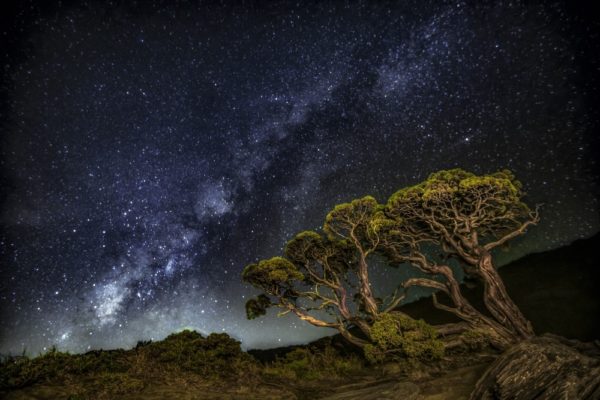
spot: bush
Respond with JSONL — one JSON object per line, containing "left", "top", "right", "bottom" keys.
{"left": 262, "top": 342, "right": 363, "bottom": 381}
{"left": 0, "top": 330, "right": 255, "bottom": 391}
{"left": 0, "top": 346, "right": 132, "bottom": 390}
{"left": 144, "top": 330, "right": 255, "bottom": 377}
{"left": 363, "top": 313, "right": 444, "bottom": 364}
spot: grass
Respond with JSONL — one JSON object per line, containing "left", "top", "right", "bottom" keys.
{"left": 0, "top": 329, "right": 498, "bottom": 399}
{"left": 0, "top": 330, "right": 370, "bottom": 399}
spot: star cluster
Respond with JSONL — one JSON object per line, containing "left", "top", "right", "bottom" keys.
{"left": 1, "top": 1, "right": 598, "bottom": 354}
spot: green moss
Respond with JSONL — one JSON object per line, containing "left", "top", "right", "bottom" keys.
{"left": 459, "top": 329, "right": 489, "bottom": 352}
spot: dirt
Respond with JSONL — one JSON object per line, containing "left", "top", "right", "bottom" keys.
{"left": 318, "top": 363, "right": 489, "bottom": 400}
{"left": 0, "top": 362, "right": 491, "bottom": 400}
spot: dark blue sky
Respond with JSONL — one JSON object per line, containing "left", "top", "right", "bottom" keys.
{"left": 1, "top": 1, "right": 598, "bottom": 354}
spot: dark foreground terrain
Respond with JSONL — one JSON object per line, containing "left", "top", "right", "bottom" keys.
{"left": 2, "top": 234, "right": 599, "bottom": 400}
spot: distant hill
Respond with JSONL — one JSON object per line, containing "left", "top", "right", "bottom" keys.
{"left": 401, "top": 232, "right": 600, "bottom": 341}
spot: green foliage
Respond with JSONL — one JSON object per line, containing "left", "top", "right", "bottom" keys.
{"left": 145, "top": 330, "right": 254, "bottom": 377}
{"left": 0, "top": 330, "right": 255, "bottom": 392}
{"left": 262, "top": 344, "right": 364, "bottom": 381}
{"left": 0, "top": 346, "right": 129, "bottom": 390}
{"left": 323, "top": 195, "right": 380, "bottom": 242}
{"left": 285, "top": 230, "right": 327, "bottom": 266}
{"left": 386, "top": 168, "right": 533, "bottom": 245}
{"left": 242, "top": 257, "right": 304, "bottom": 290}
{"left": 363, "top": 313, "right": 444, "bottom": 364}
{"left": 284, "top": 230, "right": 356, "bottom": 275}
{"left": 245, "top": 294, "right": 272, "bottom": 319}
{"left": 0, "top": 348, "right": 68, "bottom": 389}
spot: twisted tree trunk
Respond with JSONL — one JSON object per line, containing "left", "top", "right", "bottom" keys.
{"left": 434, "top": 265, "right": 517, "bottom": 348}
{"left": 477, "top": 251, "right": 534, "bottom": 339}
{"left": 356, "top": 254, "right": 380, "bottom": 318}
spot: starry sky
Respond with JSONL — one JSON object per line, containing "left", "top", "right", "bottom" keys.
{"left": 1, "top": 1, "right": 599, "bottom": 355}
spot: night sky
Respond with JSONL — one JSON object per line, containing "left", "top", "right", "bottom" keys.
{"left": 1, "top": 1, "right": 599, "bottom": 355}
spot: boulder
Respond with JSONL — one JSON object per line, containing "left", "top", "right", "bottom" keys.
{"left": 471, "top": 334, "right": 600, "bottom": 399}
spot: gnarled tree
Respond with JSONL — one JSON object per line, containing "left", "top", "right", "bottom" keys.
{"left": 375, "top": 209, "right": 516, "bottom": 348}
{"left": 242, "top": 233, "right": 371, "bottom": 347}
{"left": 385, "top": 169, "right": 539, "bottom": 340}
{"left": 323, "top": 196, "right": 404, "bottom": 318}
{"left": 243, "top": 197, "right": 423, "bottom": 351}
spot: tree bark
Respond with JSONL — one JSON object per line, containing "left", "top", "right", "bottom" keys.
{"left": 432, "top": 265, "right": 517, "bottom": 348}
{"left": 357, "top": 254, "right": 380, "bottom": 317}
{"left": 477, "top": 251, "right": 534, "bottom": 339}
{"left": 338, "top": 327, "right": 369, "bottom": 348}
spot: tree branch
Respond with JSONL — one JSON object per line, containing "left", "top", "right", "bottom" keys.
{"left": 403, "top": 277, "right": 448, "bottom": 292}
{"left": 484, "top": 206, "right": 540, "bottom": 251}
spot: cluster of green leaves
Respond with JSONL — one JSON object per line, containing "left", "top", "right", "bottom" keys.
{"left": 386, "top": 168, "right": 531, "bottom": 241}
{"left": 363, "top": 313, "right": 444, "bottom": 364}
{"left": 242, "top": 257, "right": 304, "bottom": 293}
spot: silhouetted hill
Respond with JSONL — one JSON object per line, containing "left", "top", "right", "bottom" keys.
{"left": 401, "top": 233, "right": 600, "bottom": 341}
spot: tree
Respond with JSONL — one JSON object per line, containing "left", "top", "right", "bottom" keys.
{"left": 242, "top": 198, "right": 427, "bottom": 351}
{"left": 242, "top": 168, "right": 539, "bottom": 355}
{"left": 375, "top": 199, "right": 516, "bottom": 348}
{"left": 385, "top": 169, "right": 539, "bottom": 340}
{"left": 323, "top": 196, "right": 400, "bottom": 318}
{"left": 242, "top": 233, "right": 371, "bottom": 347}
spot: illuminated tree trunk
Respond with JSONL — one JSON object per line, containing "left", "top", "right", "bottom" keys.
{"left": 435, "top": 265, "right": 517, "bottom": 348}
{"left": 407, "top": 263, "right": 517, "bottom": 348}
{"left": 338, "top": 327, "right": 369, "bottom": 348}
{"left": 358, "top": 255, "right": 380, "bottom": 317}
{"left": 477, "top": 251, "right": 534, "bottom": 339}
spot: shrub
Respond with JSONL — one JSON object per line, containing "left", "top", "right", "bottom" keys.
{"left": 262, "top": 342, "right": 363, "bottom": 381}
{"left": 144, "top": 330, "right": 255, "bottom": 377}
{"left": 364, "top": 313, "right": 444, "bottom": 363}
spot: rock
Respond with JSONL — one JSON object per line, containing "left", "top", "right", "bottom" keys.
{"left": 470, "top": 334, "right": 600, "bottom": 399}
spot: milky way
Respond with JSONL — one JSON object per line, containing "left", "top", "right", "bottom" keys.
{"left": 1, "top": 1, "right": 599, "bottom": 354}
